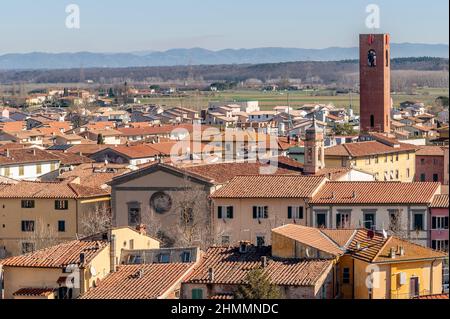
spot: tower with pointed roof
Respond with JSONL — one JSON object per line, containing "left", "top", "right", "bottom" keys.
{"left": 303, "top": 118, "right": 325, "bottom": 175}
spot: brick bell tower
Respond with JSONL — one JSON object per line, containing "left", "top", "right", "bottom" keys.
{"left": 359, "top": 34, "right": 391, "bottom": 133}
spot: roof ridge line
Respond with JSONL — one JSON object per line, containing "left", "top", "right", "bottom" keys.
{"left": 318, "top": 229, "right": 345, "bottom": 252}
{"left": 371, "top": 236, "right": 392, "bottom": 263}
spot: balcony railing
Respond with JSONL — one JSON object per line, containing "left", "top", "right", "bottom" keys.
{"left": 390, "top": 289, "right": 430, "bottom": 300}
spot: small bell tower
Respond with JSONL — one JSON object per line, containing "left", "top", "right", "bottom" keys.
{"left": 303, "top": 118, "right": 325, "bottom": 175}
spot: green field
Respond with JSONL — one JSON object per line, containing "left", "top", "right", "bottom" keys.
{"left": 138, "top": 88, "right": 449, "bottom": 113}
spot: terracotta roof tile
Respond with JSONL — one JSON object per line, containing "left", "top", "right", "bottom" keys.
{"left": 416, "top": 146, "right": 445, "bottom": 157}
{"left": 0, "top": 181, "right": 110, "bottom": 199}
{"left": 80, "top": 263, "right": 194, "bottom": 299}
{"left": 185, "top": 246, "right": 333, "bottom": 286}
{"left": 211, "top": 175, "right": 326, "bottom": 198}
{"left": 0, "top": 240, "right": 108, "bottom": 268}
{"left": 325, "top": 141, "right": 417, "bottom": 157}
{"left": 273, "top": 225, "right": 345, "bottom": 256}
{"left": 0, "top": 148, "right": 60, "bottom": 165}
{"left": 431, "top": 194, "right": 449, "bottom": 208}
{"left": 13, "top": 288, "right": 55, "bottom": 297}
{"left": 48, "top": 151, "right": 93, "bottom": 165}
{"left": 310, "top": 182, "right": 440, "bottom": 205}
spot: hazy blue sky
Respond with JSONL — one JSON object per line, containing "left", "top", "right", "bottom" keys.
{"left": 0, "top": 0, "right": 448, "bottom": 54}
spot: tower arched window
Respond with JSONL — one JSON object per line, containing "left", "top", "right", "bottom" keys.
{"left": 368, "top": 50, "right": 377, "bottom": 67}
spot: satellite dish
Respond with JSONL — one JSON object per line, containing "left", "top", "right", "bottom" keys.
{"left": 90, "top": 265, "right": 97, "bottom": 277}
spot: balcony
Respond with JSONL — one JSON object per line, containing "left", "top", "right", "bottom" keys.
{"left": 390, "top": 289, "right": 431, "bottom": 300}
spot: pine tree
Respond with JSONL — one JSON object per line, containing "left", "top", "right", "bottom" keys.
{"left": 234, "top": 268, "right": 281, "bottom": 299}
{"left": 97, "top": 133, "right": 105, "bottom": 145}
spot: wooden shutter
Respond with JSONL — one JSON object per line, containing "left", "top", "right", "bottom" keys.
{"left": 227, "top": 206, "right": 233, "bottom": 219}
{"left": 253, "top": 206, "right": 257, "bottom": 219}
{"left": 217, "top": 206, "right": 223, "bottom": 219}
{"left": 288, "top": 206, "right": 292, "bottom": 219}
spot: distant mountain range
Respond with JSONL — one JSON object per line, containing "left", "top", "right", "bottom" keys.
{"left": 0, "top": 43, "right": 448, "bottom": 70}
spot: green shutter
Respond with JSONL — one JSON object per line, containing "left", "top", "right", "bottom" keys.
{"left": 299, "top": 207, "right": 304, "bottom": 219}
{"left": 192, "top": 289, "right": 203, "bottom": 299}
{"left": 288, "top": 206, "right": 292, "bottom": 219}
{"left": 253, "top": 206, "right": 257, "bottom": 219}
{"left": 218, "top": 206, "right": 223, "bottom": 219}
{"left": 264, "top": 206, "right": 269, "bottom": 219}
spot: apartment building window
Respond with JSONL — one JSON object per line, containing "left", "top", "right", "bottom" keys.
{"left": 365, "top": 157, "right": 371, "bottom": 165}
{"left": 315, "top": 211, "right": 328, "bottom": 228}
{"left": 336, "top": 211, "right": 351, "bottom": 229}
{"left": 55, "top": 200, "right": 69, "bottom": 210}
{"left": 217, "top": 206, "right": 234, "bottom": 219}
{"left": 343, "top": 268, "right": 350, "bottom": 284}
{"left": 374, "top": 156, "right": 379, "bottom": 164}
{"left": 431, "top": 240, "right": 449, "bottom": 252}
{"left": 19, "top": 165, "right": 25, "bottom": 176}
{"left": 420, "top": 174, "right": 426, "bottom": 182}
{"left": 407, "top": 168, "right": 410, "bottom": 178}
{"left": 192, "top": 289, "right": 203, "bottom": 299}
{"left": 181, "top": 251, "right": 191, "bottom": 263}
{"left": 221, "top": 236, "right": 230, "bottom": 246}
{"left": 288, "top": 206, "right": 304, "bottom": 219}
{"left": 50, "top": 163, "right": 57, "bottom": 172}
{"left": 21, "top": 220, "right": 35, "bottom": 232}
{"left": 420, "top": 158, "right": 425, "bottom": 165}
{"left": 395, "top": 170, "right": 399, "bottom": 180}
{"left": 58, "top": 220, "right": 66, "bottom": 232}
{"left": 390, "top": 155, "right": 394, "bottom": 163}
{"left": 253, "top": 206, "right": 268, "bottom": 219}
{"left": 363, "top": 211, "right": 376, "bottom": 230}
{"left": 127, "top": 202, "right": 141, "bottom": 226}
{"left": 36, "top": 164, "right": 42, "bottom": 175}
{"left": 21, "top": 242, "right": 35, "bottom": 254}
{"left": 395, "top": 153, "right": 399, "bottom": 161}
{"left": 413, "top": 212, "right": 424, "bottom": 231}
{"left": 21, "top": 200, "right": 35, "bottom": 209}
{"left": 407, "top": 153, "right": 410, "bottom": 160}
{"left": 159, "top": 253, "right": 170, "bottom": 263}
{"left": 384, "top": 155, "right": 388, "bottom": 163}
{"left": 433, "top": 174, "right": 439, "bottom": 182}
{"left": 432, "top": 216, "right": 449, "bottom": 230}
{"left": 4, "top": 167, "right": 10, "bottom": 177}
{"left": 256, "top": 236, "right": 265, "bottom": 247}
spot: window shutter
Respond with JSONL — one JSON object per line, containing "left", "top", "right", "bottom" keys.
{"left": 445, "top": 217, "right": 449, "bottom": 229}
{"left": 299, "top": 207, "right": 304, "bottom": 219}
{"left": 218, "top": 206, "right": 223, "bottom": 219}
{"left": 288, "top": 206, "right": 292, "bottom": 219}
{"left": 264, "top": 206, "right": 269, "bottom": 219}
{"left": 253, "top": 206, "right": 257, "bottom": 219}
{"left": 432, "top": 217, "right": 437, "bottom": 230}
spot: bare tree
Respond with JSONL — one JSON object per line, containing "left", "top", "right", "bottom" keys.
{"left": 172, "top": 180, "right": 211, "bottom": 248}
{"left": 79, "top": 203, "right": 112, "bottom": 237}
{"left": 20, "top": 217, "right": 60, "bottom": 254}
{"left": 387, "top": 209, "right": 408, "bottom": 239}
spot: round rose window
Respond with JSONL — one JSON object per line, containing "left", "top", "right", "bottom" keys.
{"left": 150, "top": 192, "right": 172, "bottom": 214}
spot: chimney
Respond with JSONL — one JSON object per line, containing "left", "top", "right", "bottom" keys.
{"left": 356, "top": 242, "right": 361, "bottom": 250}
{"left": 6, "top": 149, "right": 9, "bottom": 158}
{"left": 399, "top": 246, "right": 405, "bottom": 256}
{"left": 79, "top": 252, "right": 85, "bottom": 266}
{"left": 136, "top": 224, "right": 147, "bottom": 235}
{"left": 110, "top": 234, "right": 117, "bottom": 273}
{"left": 352, "top": 191, "right": 357, "bottom": 199}
{"left": 208, "top": 268, "right": 215, "bottom": 282}
{"left": 390, "top": 247, "right": 396, "bottom": 259}
{"left": 261, "top": 256, "right": 268, "bottom": 268}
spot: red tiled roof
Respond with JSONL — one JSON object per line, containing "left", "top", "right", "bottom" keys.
{"left": 185, "top": 246, "right": 333, "bottom": 286}
{"left": 273, "top": 225, "right": 345, "bottom": 256}
{"left": 13, "top": 288, "right": 55, "bottom": 297}
{"left": 80, "top": 263, "right": 194, "bottom": 299}
{"left": 0, "top": 240, "right": 108, "bottom": 268}
{"left": 0, "top": 181, "right": 110, "bottom": 199}
{"left": 310, "top": 182, "right": 440, "bottom": 205}
{"left": 325, "top": 141, "right": 417, "bottom": 157}
{"left": 431, "top": 194, "right": 449, "bottom": 208}
{"left": 0, "top": 148, "right": 60, "bottom": 165}
{"left": 102, "top": 144, "right": 160, "bottom": 159}
{"left": 48, "top": 151, "right": 93, "bottom": 165}
{"left": 184, "top": 159, "right": 302, "bottom": 185}
{"left": 66, "top": 144, "right": 109, "bottom": 156}
{"left": 416, "top": 146, "right": 445, "bottom": 157}
{"left": 210, "top": 175, "right": 326, "bottom": 198}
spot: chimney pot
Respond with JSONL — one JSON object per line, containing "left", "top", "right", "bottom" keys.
{"left": 208, "top": 267, "right": 215, "bottom": 282}
{"left": 261, "top": 256, "right": 268, "bottom": 268}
